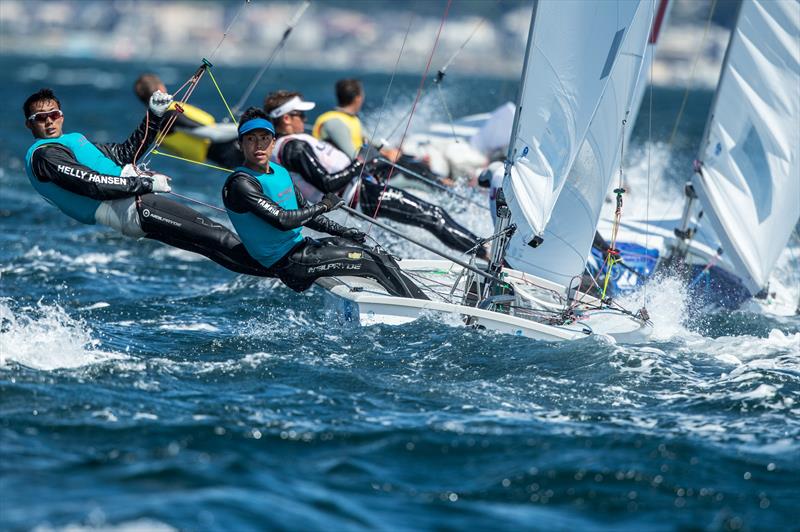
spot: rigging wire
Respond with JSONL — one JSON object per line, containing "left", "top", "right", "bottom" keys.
{"left": 208, "top": 0, "right": 251, "bottom": 61}
{"left": 133, "top": 64, "right": 209, "bottom": 171}
{"left": 342, "top": 15, "right": 414, "bottom": 228}
{"left": 438, "top": 17, "right": 486, "bottom": 76}
{"left": 666, "top": 0, "right": 718, "bottom": 148}
{"left": 168, "top": 191, "right": 227, "bottom": 214}
{"left": 384, "top": 14, "right": 487, "bottom": 144}
{"left": 142, "top": 67, "right": 208, "bottom": 165}
{"left": 206, "top": 66, "right": 239, "bottom": 125}
{"left": 599, "top": 113, "right": 629, "bottom": 301}
{"left": 230, "top": 0, "right": 311, "bottom": 116}
{"left": 369, "top": 0, "right": 453, "bottom": 222}
{"left": 434, "top": 17, "right": 486, "bottom": 142}
{"left": 643, "top": 0, "right": 655, "bottom": 308}
{"left": 143, "top": 0, "right": 253, "bottom": 162}
{"left": 130, "top": 1, "right": 252, "bottom": 205}
{"left": 434, "top": 82, "right": 459, "bottom": 142}
{"left": 152, "top": 149, "right": 232, "bottom": 173}
{"left": 652, "top": 0, "right": 719, "bottom": 220}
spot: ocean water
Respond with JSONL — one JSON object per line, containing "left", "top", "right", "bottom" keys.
{"left": 2, "top": 54, "right": 799, "bottom": 531}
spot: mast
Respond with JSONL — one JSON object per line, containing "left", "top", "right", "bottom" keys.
{"left": 672, "top": 0, "right": 744, "bottom": 256}
{"left": 504, "top": 0, "right": 538, "bottom": 170}
{"left": 487, "top": 0, "right": 538, "bottom": 274}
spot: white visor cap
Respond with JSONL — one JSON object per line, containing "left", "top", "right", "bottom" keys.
{"left": 268, "top": 96, "right": 316, "bottom": 118}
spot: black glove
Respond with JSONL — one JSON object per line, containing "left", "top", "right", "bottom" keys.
{"left": 363, "top": 157, "right": 381, "bottom": 176}
{"left": 477, "top": 168, "right": 492, "bottom": 188}
{"left": 340, "top": 227, "right": 367, "bottom": 244}
{"left": 319, "top": 192, "right": 344, "bottom": 213}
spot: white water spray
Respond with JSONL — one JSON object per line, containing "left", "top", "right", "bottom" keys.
{"left": 0, "top": 299, "right": 124, "bottom": 371}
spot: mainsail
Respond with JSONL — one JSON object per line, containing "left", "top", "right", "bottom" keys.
{"left": 692, "top": 0, "right": 800, "bottom": 295}
{"left": 502, "top": 0, "right": 654, "bottom": 287}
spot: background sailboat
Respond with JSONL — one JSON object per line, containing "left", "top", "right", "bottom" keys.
{"left": 600, "top": 0, "right": 800, "bottom": 310}
{"left": 321, "top": 0, "right": 654, "bottom": 341}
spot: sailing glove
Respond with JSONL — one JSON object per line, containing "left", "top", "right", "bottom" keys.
{"left": 340, "top": 227, "right": 367, "bottom": 244}
{"left": 319, "top": 193, "right": 344, "bottom": 213}
{"left": 147, "top": 173, "right": 172, "bottom": 193}
{"left": 148, "top": 90, "right": 174, "bottom": 117}
{"left": 362, "top": 157, "right": 381, "bottom": 176}
{"left": 120, "top": 163, "right": 140, "bottom": 177}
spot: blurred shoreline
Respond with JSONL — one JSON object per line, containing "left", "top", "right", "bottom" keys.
{"left": 2, "top": 0, "right": 734, "bottom": 87}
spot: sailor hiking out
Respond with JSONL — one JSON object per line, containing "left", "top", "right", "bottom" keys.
{"left": 266, "top": 90, "right": 488, "bottom": 260}
{"left": 222, "top": 107, "right": 427, "bottom": 299}
{"left": 23, "top": 87, "right": 270, "bottom": 276}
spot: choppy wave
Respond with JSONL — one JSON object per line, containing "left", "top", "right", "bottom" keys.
{"left": 2, "top": 56, "right": 799, "bottom": 530}
{"left": 0, "top": 299, "right": 125, "bottom": 370}
{"left": 2, "top": 246, "right": 133, "bottom": 276}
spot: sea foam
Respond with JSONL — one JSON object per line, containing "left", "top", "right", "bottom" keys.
{"left": 0, "top": 299, "right": 124, "bottom": 371}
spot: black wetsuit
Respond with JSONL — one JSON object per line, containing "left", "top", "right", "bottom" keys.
{"left": 222, "top": 169, "right": 427, "bottom": 299}
{"left": 29, "top": 115, "right": 269, "bottom": 277}
{"left": 278, "top": 137, "right": 487, "bottom": 259}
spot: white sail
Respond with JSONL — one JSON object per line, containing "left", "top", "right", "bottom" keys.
{"left": 692, "top": 0, "right": 800, "bottom": 295}
{"left": 504, "top": 0, "right": 654, "bottom": 288}
{"left": 502, "top": 0, "right": 643, "bottom": 254}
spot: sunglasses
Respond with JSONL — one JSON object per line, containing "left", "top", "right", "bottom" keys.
{"left": 288, "top": 111, "right": 306, "bottom": 120}
{"left": 28, "top": 109, "right": 63, "bottom": 123}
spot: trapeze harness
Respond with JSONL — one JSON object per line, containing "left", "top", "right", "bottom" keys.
{"left": 225, "top": 163, "right": 304, "bottom": 269}
{"left": 223, "top": 162, "right": 427, "bottom": 299}
{"left": 25, "top": 132, "right": 270, "bottom": 276}
{"left": 273, "top": 133, "right": 485, "bottom": 258}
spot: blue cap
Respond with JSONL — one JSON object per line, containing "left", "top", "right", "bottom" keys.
{"left": 238, "top": 117, "right": 275, "bottom": 139}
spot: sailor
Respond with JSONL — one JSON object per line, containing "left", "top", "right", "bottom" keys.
{"left": 266, "top": 90, "right": 488, "bottom": 259}
{"left": 222, "top": 107, "right": 427, "bottom": 299}
{"left": 133, "top": 73, "right": 241, "bottom": 169}
{"left": 311, "top": 78, "right": 398, "bottom": 161}
{"left": 23, "top": 87, "right": 270, "bottom": 276}
{"left": 313, "top": 78, "right": 454, "bottom": 190}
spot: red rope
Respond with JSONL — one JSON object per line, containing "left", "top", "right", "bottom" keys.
{"left": 143, "top": 67, "right": 207, "bottom": 162}
{"left": 132, "top": 65, "right": 208, "bottom": 173}
{"left": 368, "top": 0, "right": 452, "bottom": 224}
{"left": 346, "top": 15, "right": 413, "bottom": 219}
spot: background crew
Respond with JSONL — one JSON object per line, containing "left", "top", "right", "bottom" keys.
{"left": 267, "top": 90, "right": 488, "bottom": 260}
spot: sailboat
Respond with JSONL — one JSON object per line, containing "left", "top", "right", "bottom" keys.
{"left": 595, "top": 0, "right": 800, "bottom": 310}
{"left": 318, "top": 0, "right": 656, "bottom": 342}
{"left": 401, "top": 0, "right": 671, "bottom": 186}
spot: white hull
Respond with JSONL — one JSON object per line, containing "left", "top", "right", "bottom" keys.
{"left": 318, "top": 259, "right": 652, "bottom": 343}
